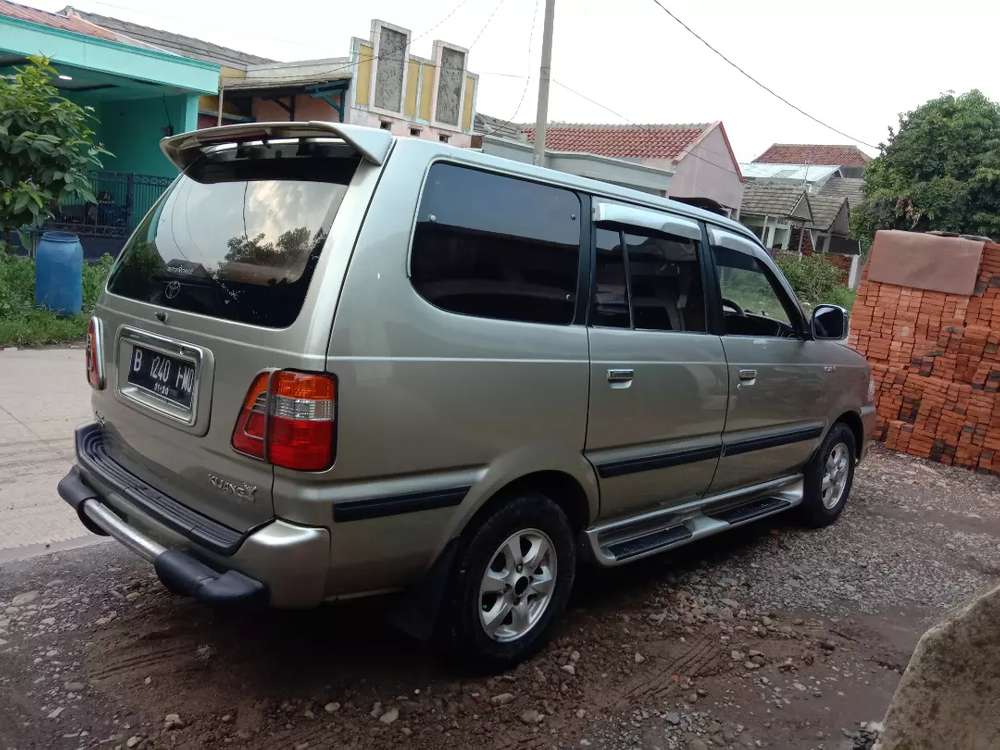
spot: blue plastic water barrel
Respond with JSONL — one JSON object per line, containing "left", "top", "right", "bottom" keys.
{"left": 35, "top": 231, "right": 83, "bottom": 316}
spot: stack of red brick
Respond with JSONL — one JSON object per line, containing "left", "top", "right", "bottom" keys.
{"left": 848, "top": 242, "right": 1000, "bottom": 473}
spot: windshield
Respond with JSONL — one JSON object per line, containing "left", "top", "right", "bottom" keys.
{"left": 108, "top": 144, "right": 359, "bottom": 327}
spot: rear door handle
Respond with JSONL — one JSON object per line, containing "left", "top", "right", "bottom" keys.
{"left": 737, "top": 369, "right": 757, "bottom": 389}
{"left": 607, "top": 368, "right": 635, "bottom": 389}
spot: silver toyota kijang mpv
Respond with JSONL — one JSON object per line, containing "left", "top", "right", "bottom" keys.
{"left": 59, "top": 121, "right": 875, "bottom": 668}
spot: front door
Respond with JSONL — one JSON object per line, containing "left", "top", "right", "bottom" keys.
{"left": 585, "top": 206, "right": 728, "bottom": 521}
{"left": 708, "top": 228, "right": 827, "bottom": 491}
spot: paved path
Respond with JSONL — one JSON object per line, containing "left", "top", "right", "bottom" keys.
{"left": 0, "top": 347, "right": 99, "bottom": 559}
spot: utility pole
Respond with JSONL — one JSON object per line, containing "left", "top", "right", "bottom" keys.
{"left": 532, "top": 0, "right": 556, "bottom": 167}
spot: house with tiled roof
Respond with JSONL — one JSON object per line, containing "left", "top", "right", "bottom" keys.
{"left": 529, "top": 122, "right": 744, "bottom": 215}
{"left": 753, "top": 143, "right": 872, "bottom": 178}
{"left": 500, "top": 121, "right": 744, "bottom": 215}
{"left": 0, "top": 0, "right": 219, "bottom": 257}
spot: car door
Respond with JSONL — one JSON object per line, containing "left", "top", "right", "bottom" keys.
{"left": 707, "top": 226, "right": 827, "bottom": 492}
{"left": 585, "top": 201, "right": 728, "bottom": 521}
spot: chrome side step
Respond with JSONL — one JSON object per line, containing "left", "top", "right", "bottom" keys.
{"left": 585, "top": 475, "right": 804, "bottom": 567}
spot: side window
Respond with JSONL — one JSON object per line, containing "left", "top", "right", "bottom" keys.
{"left": 625, "top": 231, "right": 706, "bottom": 332}
{"left": 713, "top": 245, "right": 799, "bottom": 337}
{"left": 411, "top": 163, "right": 581, "bottom": 325}
{"left": 591, "top": 228, "right": 629, "bottom": 327}
{"left": 590, "top": 223, "right": 707, "bottom": 333}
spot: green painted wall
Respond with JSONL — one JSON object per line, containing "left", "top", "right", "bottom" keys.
{"left": 95, "top": 94, "right": 198, "bottom": 177}
{"left": 0, "top": 16, "right": 218, "bottom": 93}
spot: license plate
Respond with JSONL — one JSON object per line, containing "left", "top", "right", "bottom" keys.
{"left": 126, "top": 345, "right": 196, "bottom": 409}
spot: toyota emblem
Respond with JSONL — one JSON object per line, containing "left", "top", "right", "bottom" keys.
{"left": 164, "top": 280, "right": 181, "bottom": 300}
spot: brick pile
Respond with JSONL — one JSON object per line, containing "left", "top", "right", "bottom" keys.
{"left": 848, "top": 241, "right": 1000, "bottom": 473}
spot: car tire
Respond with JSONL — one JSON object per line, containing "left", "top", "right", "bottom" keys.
{"left": 797, "top": 422, "right": 856, "bottom": 528}
{"left": 438, "top": 492, "right": 576, "bottom": 672}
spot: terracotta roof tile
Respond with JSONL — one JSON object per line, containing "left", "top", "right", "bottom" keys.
{"left": 753, "top": 143, "right": 871, "bottom": 167}
{"left": 0, "top": 0, "right": 122, "bottom": 43}
{"left": 522, "top": 122, "right": 712, "bottom": 161}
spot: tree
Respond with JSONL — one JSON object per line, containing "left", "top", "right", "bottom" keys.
{"left": 854, "top": 90, "right": 1000, "bottom": 241}
{"left": 0, "top": 56, "right": 110, "bottom": 253}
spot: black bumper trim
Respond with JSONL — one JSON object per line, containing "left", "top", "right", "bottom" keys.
{"left": 333, "top": 486, "right": 470, "bottom": 522}
{"left": 72, "top": 423, "right": 244, "bottom": 555}
{"left": 154, "top": 550, "right": 267, "bottom": 606}
{"left": 58, "top": 466, "right": 268, "bottom": 606}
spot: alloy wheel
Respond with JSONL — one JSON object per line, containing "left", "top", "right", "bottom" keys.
{"left": 478, "top": 528, "right": 557, "bottom": 642}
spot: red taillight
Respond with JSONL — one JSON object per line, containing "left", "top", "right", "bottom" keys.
{"left": 85, "top": 317, "right": 104, "bottom": 389}
{"left": 231, "top": 372, "right": 270, "bottom": 460}
{"left": 231, "top": 371, "right": 337, "bottom": 471}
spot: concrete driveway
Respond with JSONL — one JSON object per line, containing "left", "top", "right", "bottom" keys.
{"left": 0, "top": 347, "right": 97, "bottom": 560}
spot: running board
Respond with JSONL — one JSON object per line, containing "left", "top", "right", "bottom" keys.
{"left": 585, "top": 475, "right": 804, "bottom": 566}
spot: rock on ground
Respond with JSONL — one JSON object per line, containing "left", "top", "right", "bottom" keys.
{"left": 877, "top": 580, "right": 1000, "bottom": 749}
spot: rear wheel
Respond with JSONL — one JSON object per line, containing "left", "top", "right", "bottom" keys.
{"left": 440, "top": 492, "right": 575, "bottom": 671}
{"left": 798, "top": 423, "right": 856, "bottom": 527}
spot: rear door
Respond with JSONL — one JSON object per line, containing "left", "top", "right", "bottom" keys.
{"left": 707, "top": 227, "right": 826, "bottom": 491}
{"left": 92, "top": 134, "right": 372, "bottom": 533}
{"left": 585, "top": 202, "right": 728, "bottom": 521}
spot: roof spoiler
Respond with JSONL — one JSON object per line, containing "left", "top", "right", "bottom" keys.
{"left": 160, "top": 121, "right": 393, "bottom": 171}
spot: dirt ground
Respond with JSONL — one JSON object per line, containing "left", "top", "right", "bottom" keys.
{"left": 2, "top": 445, "right": 1000, "bottom": 750}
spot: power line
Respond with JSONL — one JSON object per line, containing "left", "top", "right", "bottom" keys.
{"left": 646, "top": 0, "right": 877, "bottom": 150}
{"left": 486, "top": 0, "right": 541, "bottom": 134}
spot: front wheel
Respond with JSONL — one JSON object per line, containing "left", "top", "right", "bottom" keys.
{"left": 440, "top": 492, "right": 576, "bottom": 671}
{"left": 798, "top": 423, "right": 856, "bottom": 528}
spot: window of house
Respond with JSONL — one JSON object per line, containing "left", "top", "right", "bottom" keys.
{"left": 590, "top": 224, "right": 706, "bottom": 333}
{"left": 380, "top": 120, "right": 392, "bottom": 130}
{"left": 439, "top": 134, "right": 450, "bottom": 143}
{"left": 410, "top": 127, "right": 422, "bottom": 137}
{"left": 411, "top": 162, "right": 581, "bottom": 325}
{"left": 713, "top": 245, "right": 800, "bottom": 337}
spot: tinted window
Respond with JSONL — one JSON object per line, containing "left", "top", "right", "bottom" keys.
{"left": 108, "top": 145, "right": 357, "bottom": 328}
{"left": 591, "top": 228, "right": 629, "bottom": 327}
{"left": 713, "top": 246, "right": 799, "bottom": 337}
{"left": 411, "top": 163, "right": 581, "bottom": 325}
{"left": 625, "top": 231, "right": 706, "bottom": 332}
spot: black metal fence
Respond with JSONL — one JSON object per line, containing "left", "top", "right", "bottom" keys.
{"left": 46, "top": 171, "right": 174, "bottom": 238}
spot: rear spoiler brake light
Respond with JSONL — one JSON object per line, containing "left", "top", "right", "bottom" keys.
{"left": 160, "top": 121, "right": 392, "bottom": 171}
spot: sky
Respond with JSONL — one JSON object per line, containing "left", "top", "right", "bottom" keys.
{"left": 24, "top": 0, "right": 1000, "bottom": 161}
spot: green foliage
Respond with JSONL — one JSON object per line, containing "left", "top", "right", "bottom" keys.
{"left": 854, "top": 90, "right": 1000, "bottom": 240}
{"left": 775, "top": 253, "right": 855, "bottom": 310}
{"left": 0, "top": 56, "right": 111, "bottom": 250}
{"left": 0, "top": 253, "right": 114, "bottom": 346}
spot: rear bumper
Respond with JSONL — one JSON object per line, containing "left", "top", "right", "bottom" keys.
{"left": 59, "top": 425, "right": 330, "bottom": 607}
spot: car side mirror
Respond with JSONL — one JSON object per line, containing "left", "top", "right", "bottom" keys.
{"left": 810, "top": 304, "right": 848, "bottom": 340}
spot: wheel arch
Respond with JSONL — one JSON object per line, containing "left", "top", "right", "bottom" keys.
{"left": 833, "top": 410, "right": 864, "bottom": 459}
{"left": 460, "top": 469, "right": 593, "bottom": 540}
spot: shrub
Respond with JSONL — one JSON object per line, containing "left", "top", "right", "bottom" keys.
{"left": 774, "top": 253, "right": 855, "bottom": 310}
{"left": 0, "top": 252, "right": 114, "bottom": 346}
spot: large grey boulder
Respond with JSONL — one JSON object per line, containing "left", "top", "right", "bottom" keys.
{"left": 876, "top": 581, "right": 1000, "bottom": 750}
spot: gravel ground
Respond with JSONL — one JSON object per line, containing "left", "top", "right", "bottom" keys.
{"left": 2, "top": 445, "right": 999, "bottom": 750}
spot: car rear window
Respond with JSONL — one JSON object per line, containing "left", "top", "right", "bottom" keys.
{"left": 107, "top": 142, "right": 359, "bottom": 328}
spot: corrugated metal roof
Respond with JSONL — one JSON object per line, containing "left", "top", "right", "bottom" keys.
{"left": 740, "top": 163, "right": 841, "bottom": 182}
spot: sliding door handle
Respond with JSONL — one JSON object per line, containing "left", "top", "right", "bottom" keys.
{"left": 607, "top": 368, "right": 635, "bottom": 388}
